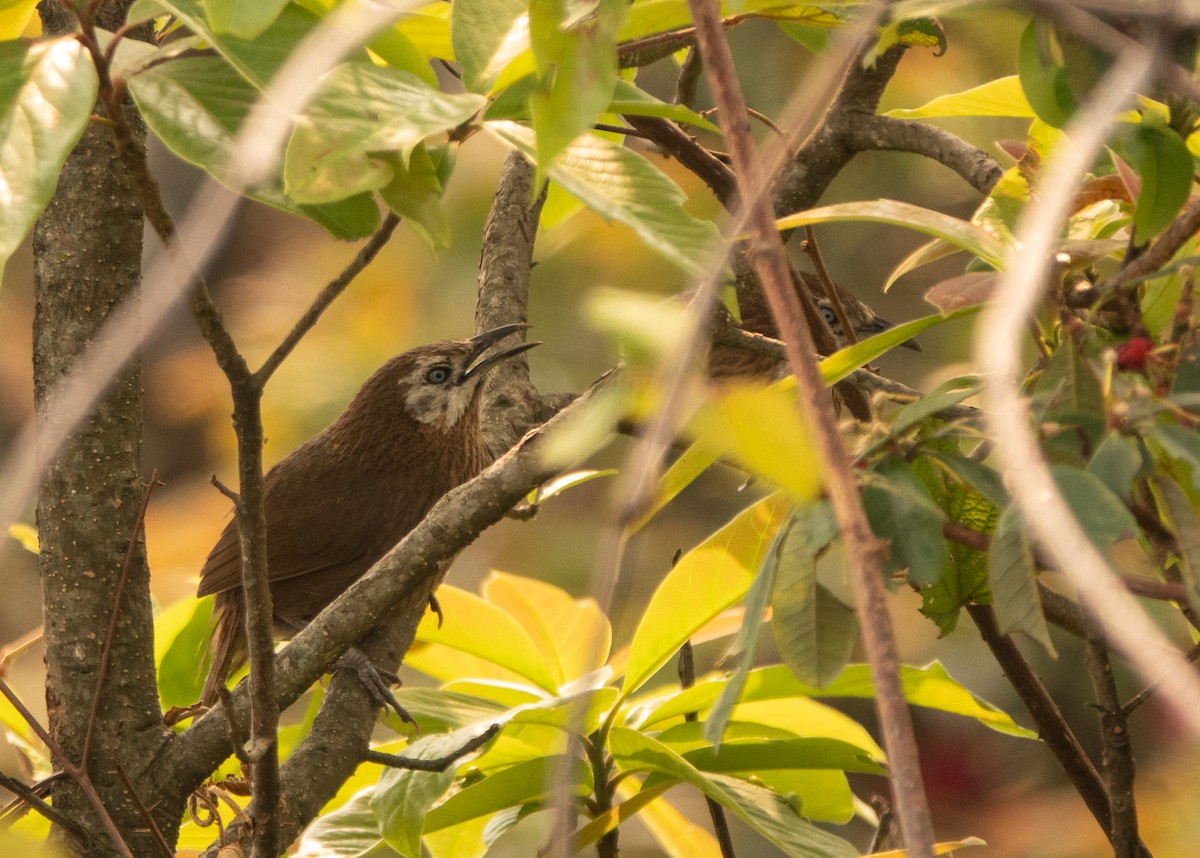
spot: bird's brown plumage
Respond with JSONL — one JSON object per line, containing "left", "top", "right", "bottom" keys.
{"left": 198, "top": 326, "right": 535, "bottom": 704}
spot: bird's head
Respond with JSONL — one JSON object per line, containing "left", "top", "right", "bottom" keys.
{"left": 397, "top": 324, "right": 539, "bottom": 429}
{"left": 817, "top": 296, "right": 920, "bottom": 352}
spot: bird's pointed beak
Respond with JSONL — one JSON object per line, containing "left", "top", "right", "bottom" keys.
{"left": 863, "top": 316, "right": 922, "bottom": 352}
{"left": 461, "top": 323, "right": 541, "bottom": 382}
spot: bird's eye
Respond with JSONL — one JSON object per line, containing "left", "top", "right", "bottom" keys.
{"left": 820, "top": 305, "right": 838, "bottom": 326}
{"left": 425, "top": 364, "right": 453, "bottom": 384}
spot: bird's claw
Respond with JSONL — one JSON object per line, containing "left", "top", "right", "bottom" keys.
{"left": 333, "top": 648, "right": 419, "bottom": 732}
{"left": 428, "top": 593, "right": 444, "bottom": 628}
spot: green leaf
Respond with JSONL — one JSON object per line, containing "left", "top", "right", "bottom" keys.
{"left": 485, "top": 120, "right": 720, "bottom": 277}
{"left": 371, "top": 726, "right": 497, "bottom": 857}
{"left": 284, "top": 62, "right": 486, "bottom": 204}
{"left": 885, "top": 75, "right": 1034, "bottom": 119}
{"left": 451, "top": 0, "right": 529, "bottom": 90}
{"left": 658, "top": 725, "right": 886, "bottom": 776}
{"left": 705, "top": 506, "right": 783, "bottom": 746}
{"left": 862, "top": 461, "right": 949, "bottom": 587}
{"left": 1150, "top": 422, "right": 1200, "bottom": 492}
{"left": 623, "top": 494, "right": 791, "bottom": 697}
{"left": 1086, "top": 432, "right": 1143, "bottom": 502}
{"left": 424, "top": 755, "right": 591, "bottom": 833}
{"left": 989, "top": 506, "right": 1056, "bottom": 656}
{"left": 1151, "top": 476, "right": 1200, "bottom": 614}
{"left": 294, "top": 788, "right": 397, "bottom": 858}
{"left": 820, "top": 305, "right": 982, "bottom": 385}
{"left": 608, "top": 729, "right": 859, "bottom": 857}
{"left": 1129, "top": 123, "right": 1194, "bottom": 241}
{"left": 640, "top": 662, "right": 1033, "bottom": 738}
{"left": 0, "top": 38, "right": 98, "bottom": 275}
{"left": 627, "top": 441, "right": 720, "bottom": 533}
{"left": 769, "top": 502, "right": 853, "bottom": 688}
{"left": 1017, "top": 18, "right": 1075, "bottom": 128}
{"left": 527, "top": 0, "right": 626, "bottom": 172}
{"left": 610, "top": 77, "right": 718, "bottom": 131}
{"left": 890, "top": 376, "right": 980, "bottom": 436}
{"left": 378, "top": 144, "right": 453, "bottom": 248}
{"left": 155, "top": 596, "right": 217, "bottom": 710}
{"left": 775, "top": 200, "right": 1006, "bottom": 269}
{"left": 688, "top": 382, "right": 821, "bottom": 501}
{"left": 128, "top": 55, "right": 380, "bottom": 238}
{"left": 203, "top": 0, "right": 289, "bottom": 39}
{"left": 928, "top": 451, "right": 1007, "bottom": 507}
{"left": 1051, "top": 465, "right": 1138, "bottom": 550}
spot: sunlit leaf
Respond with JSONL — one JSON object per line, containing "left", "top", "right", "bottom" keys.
{"left": 411, "top": 585, "right": 559, "bottom": 691}
{"left": 451, "top": 0, "right": 527, "bottom": 90}
{"left": 609, "top": 728, "right": 859, "bottom": 857}
{"left": 0, "top": 38, "right": 98, "bottom": 275}
{"left": 819, "top": 306, "right": 981, "bottom": 385}
{"left": 572, "top": 781, "right": 675, "bottom": 853}
{"left": 205, "top": 0, "right": 289, "bottom": 39}
{"left": 1128, "top": 122, "right": 1194, "bottom": 241}
{"left": 294, "top": 788, "right": 395, "bottom": 858}
{"left": 481, "top": 571, "right": 612, "bottom": 684}
{"left": 623, "top": 495, "right": 791, "bottom": 698}
{"left": 866, "top": 837, "right": 987, "bottom": 857}
{"left": 6, "top": 522, "right": 37, "bottom": 553}
{"left": 885, "top": 75, "right": 1033, "bottom": 119}
{"left": 155, "top": 595, "right": 215, "bottom": 709}
{"left": 424, "top": 755, "right": 591, "bottom": 833}
{"left": 774, "top": 200, "right": 1006, "bottom": 269}
{"left": 486, "top": 120, "right": 719, "bottom": 276}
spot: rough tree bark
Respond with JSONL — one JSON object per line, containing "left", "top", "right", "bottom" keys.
{"left": 31, "top": 3, "right": 172, "bottom": 855}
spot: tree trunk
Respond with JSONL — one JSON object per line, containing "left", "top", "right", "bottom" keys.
{"left": 31, "top": 3, "right": 173, "bottom": 854}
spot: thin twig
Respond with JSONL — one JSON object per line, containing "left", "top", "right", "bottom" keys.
{"left": 255, "top": 212, "right": 402, "bottom": 384}
{"left": 802, "top": 227, "right": 859, "bottom": 347}
{"left": 0, "top": 679, "right": 134, "bottom": 858}
{"left": 82, "top": 470, "right": 160, "bottom": 770}
{"left": 678, "top": 640, "right": 736, "bottom": 857}
{"left": 1123, "top": 642, "right": 1200, "bottom": 716}
{"left": 362, "top": 725, "right": 500, "bottom": 771}
{"left": 685, "top": 1, "right": 936, "bottom": 856}
{"left": 113, "top": 763, "right": 173, "bottom": 858}
{"left": 1084, "top": 638, "right": 1143, "bottom": 858}
{"left": 966, "top": 605, "right": 1116, "bottom": 842}
{"left": 0, "top": 772, "right": 86, "bottom": 839}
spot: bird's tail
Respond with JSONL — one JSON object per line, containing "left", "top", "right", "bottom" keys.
{"left": 199, "top": 591, "right": 244, "bottom": 705}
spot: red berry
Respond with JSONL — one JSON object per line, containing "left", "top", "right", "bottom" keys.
{"left": 1116, "top": 337, "right": 1153, "bottom": 371}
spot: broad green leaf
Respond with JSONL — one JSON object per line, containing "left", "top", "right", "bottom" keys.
{"left": 610, "top": 77, "right": 718, "bottom": 131}
{"left": 424, "top": 755, "right": 591, "bottom": 833}
{"left": 1150, "top": 422, "right": 1200, "bottom": 492}
{"left": 775, "top": 200, "right": 1006, "bottom": 269}
{"left": 204, "top": 0, "right": 289, "bottom": 39}
{"left": 1129, "top": 123, "right": 1194, "bottom": 241}
{"left": 411, "top": 585, "right": 559, "bottom": 692}
{"left": 294, "top": 788, "right": 396, "bottom": 858}
{"left": 623, "top": 494, "right": 791, "bottom": 697}
{"left": 451, "top": 0, "right": 528, "bottom": 90}
{"left": 127, "top": 55, "right": 380, "bottom": 238}
{"left": 367, "top": 23, "right": 440, "bottom": 87}
{"left": 988, "top": 506, "right": 1056, "bottom": 656}
{"left": 639, "top": 662, "right": 1033, "bottom": 738}
{"left": 862, "top": 462, "right": 948, "bottom": 587}
{"left": 372, "top": 725, "right": 499, "bottom": 857}
{"left": 486, "top": 120, "right": 719, "bottom": 276}
{"left": 688, "top": 382, "right": 820, "bottom": 501}
{"left": 284, "top": 62, "right": 486, "bottom": 204}
{"left": 1086, "top": 432, "right": 1143, "bottom": 502}
{"left": 395, "top": 2, "right": 453, "bottom": 60}
{"left": 889, "top": 376, "right": 980, "bottom": 436}
{"left": 155, "top": 596, "right": 216, "bottom": 709}
{"left": 885, "top": 75, "right": 1034, "bottom": 119}
{"left": 528, "top": 0, "right": 625, "bottom": 171}
{"left": 705, "top": 506, "right": 783, "bottom": 745}
{"left": 928, "top": 451, "right": 1007, "bottom": 507}
{"left": 0, "top": 38, "right": 98, "bottom": 275}
{"left": 391, "top": 688, "right": 510, "bottom": 733}
{"left": 1051, "top": 465, "right": 1138, "bottom": 550}
{"left": 1151, "top": 476, "right": 1200, "bottom": 614}
{"left": 1017, "top": 18, "right": 1075, "bottom": 128}
{"left": 769, "top": 502, "right": 853, "bottom": 688}
{"left": 609, "top": 729, "right": 859, "bottom": 857}
{"left": 482, "top": 572, "right": 611, "bottom": 685}
{"left": 658, "top": 722, "right": 885, "bottom": 775}
{"left": 378, "top": 144, "right": 453, "bottom": 248}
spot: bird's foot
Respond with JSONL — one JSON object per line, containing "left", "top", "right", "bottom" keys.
{"left": 333, "top": 648, "right": 418, "bottom": 731}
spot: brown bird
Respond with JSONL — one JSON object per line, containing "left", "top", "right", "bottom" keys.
{"left": 198, "top": 324, "right": 537, "bottom": 705}
{"left": 710, "top": 271, "right": 917, "bottom": 381}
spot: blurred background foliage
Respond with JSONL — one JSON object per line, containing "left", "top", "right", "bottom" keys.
{"left": 0, "top": 5, "right": 1195, "bottom": 855}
